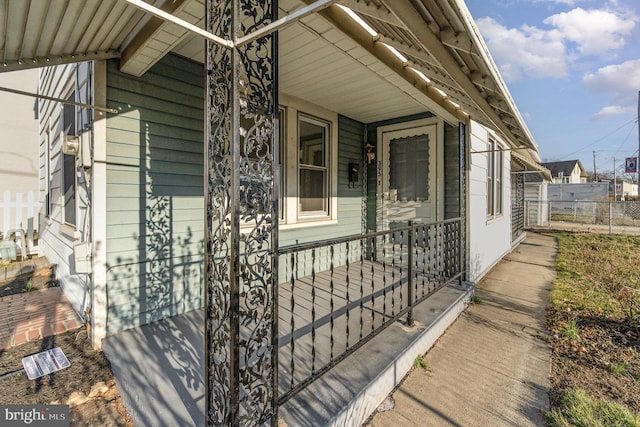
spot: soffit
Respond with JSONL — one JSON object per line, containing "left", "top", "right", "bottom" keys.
{"left": 0, "top": 0, "right": 541, "bottom": 162}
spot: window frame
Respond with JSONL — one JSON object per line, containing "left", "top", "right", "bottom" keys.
{"left": 487, "top": 138, "right": 504, "bottom": 219}
{"left": 45, "top": 122, "right": 52, "bottom": 218}
{"left": 280, "top": 94, "right": 338, "bottom": 228}
{"left": 297, "top": 113, "right": 331, "bottom": 218}
{"left": 61, "top": 92, "right": 77, "bottom": 228}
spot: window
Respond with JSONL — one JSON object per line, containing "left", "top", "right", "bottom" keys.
{"left": 389, "top": 135, "right": 429, "bottom": 202}
{"left": 278, "top": 107, "right": 285, "bottom": 220}
{"left": 298, "top": 114, "right": 330, "bottom": 216}
{"left": 62, "top": 94, "right": 77, "bottom": 227}
{"left": 45, "top": 126, "right": 52, "bottom": 218}
{"left": 279, "top": 95, "right": 337, "bottom": 226}
{"left": 487, "top": 139, "right": 503, "bottom": 218}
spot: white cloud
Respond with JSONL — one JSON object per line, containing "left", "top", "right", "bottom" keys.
{"left": 533, "top": 0, "right": 582, "bottom": 5}
{"left": 584, "top": 59, "right": 640, "bottom": 119}
{"left": 544, "top": 8, "right": 635, "bottom": 57}
{"left": 477, "top": 17, "right": 567, "bottom": 81}
{"left": 476, "top": 6, "right": 636, "bottom": 82}
{"left": 591, "top": 105, "right": 634, "bottom": 120}
{"left": 584, "top": 59, "right": 640, "bottom": 102}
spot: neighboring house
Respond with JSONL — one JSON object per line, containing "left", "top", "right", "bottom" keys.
{"left": 613, "top": 181, "right": 639, "bottom": 200}
{"left": 548, "top": 182, "right": 609, "bottom": 202}
{"left": 0, "top": 69, "right": 40, "bottom": 251}
{"left": 4, "top": 1, "right": 549, "bottom": 425}
{"left": 542, "top": 160, "right": 588, "bottom": 183}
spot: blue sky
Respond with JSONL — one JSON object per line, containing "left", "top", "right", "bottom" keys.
{"left": 466, "top": 0, "right": 640, "bottom": 177}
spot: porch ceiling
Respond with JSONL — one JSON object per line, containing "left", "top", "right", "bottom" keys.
{"left": 0, "top": 0, "right": 541, "bottom": 160}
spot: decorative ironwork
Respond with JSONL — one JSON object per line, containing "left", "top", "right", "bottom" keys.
{"left": 511, "top": 173, "right": 525, "bottom": 241}
{"left": 205, "top": 0, "right": 278, "bottom": 425}
{"left": 277, "top": 219, "right": 463, "bottom": 404}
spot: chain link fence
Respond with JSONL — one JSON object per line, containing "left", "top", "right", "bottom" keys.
{"left": 525, "top": 200, "right": 640, "bottom": 235}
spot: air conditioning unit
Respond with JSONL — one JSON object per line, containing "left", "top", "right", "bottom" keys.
{"left": 62, "top": 135, "right": 80, "bottom": 156}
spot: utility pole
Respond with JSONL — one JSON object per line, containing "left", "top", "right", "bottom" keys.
{"left": 593, "top": 150, "right": 598, "bottom": 182}
{"left": 637, "top": 91, "right": 639, "bottom": 189}
{"left": 613, "top": 158, "right": 617, "bottom": 200}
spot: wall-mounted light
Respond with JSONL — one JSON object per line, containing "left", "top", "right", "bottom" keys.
{"left": 365, "top": 143, "right": 376, "bottom": 164}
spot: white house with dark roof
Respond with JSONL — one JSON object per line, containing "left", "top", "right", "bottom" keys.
{"left": 1, "top": 1, "right": 549, "bottom": 425}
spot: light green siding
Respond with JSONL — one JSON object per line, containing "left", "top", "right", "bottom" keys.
{"left": 444, "top": 122, "right": 461, "bottom": 219}
{"left": 105, "top": 55, "right": 204, "bottom": 334}
{"left": 103, "top": 55, "right": 367, "bottom": 333}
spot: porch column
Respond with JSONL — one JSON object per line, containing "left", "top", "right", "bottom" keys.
{"left": 205, "top": 1, "right": 279, "bottom": 425}
{"left": 459, "top": 122, "right": 467, "bottom": 282}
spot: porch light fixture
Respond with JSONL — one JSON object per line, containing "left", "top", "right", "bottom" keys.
{"left": 412, "top": 68, "right": 432, "bottom": 84}
{"left": 448, "top": 99, "right": 461, "bottom": 109}
{"left": 384, "top": 44, "right": 408, "bottom": 63}
{"left": 365, "top": 143, "right": 376, "bottom": 164}
{"left": 125, "top": 0, "right": 233, "bottom": 48}
{"left": 433, "top": 87, "right": 447, "bottom": 98}
{"left": 337, "top": 5, "right": 378, "bottom": 36}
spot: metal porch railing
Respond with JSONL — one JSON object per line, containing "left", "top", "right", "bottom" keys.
{"left": 276, "top": 217, "right": 463, "bottom": 404}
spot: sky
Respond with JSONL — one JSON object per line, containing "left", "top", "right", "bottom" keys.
{"left": 465, "top": 0, "right": 640, "bottom": 177}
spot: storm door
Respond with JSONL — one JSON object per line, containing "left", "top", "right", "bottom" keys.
{"left": 378, "top": 125, "right": 438, "bottom": 231}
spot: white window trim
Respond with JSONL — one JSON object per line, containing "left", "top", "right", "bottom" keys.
{"left": 486, "top": 137, "right": 504, "bottom": 221}
{"left": 60, "top": 90, "right": 78, "bottom": 229}
{"left": 280, "top": 93, "right": 338, "bottom": 229}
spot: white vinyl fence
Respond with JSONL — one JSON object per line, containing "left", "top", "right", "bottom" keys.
{"left": 0, "top": 190, "right": 40, "bottom": 255}
{"left": 526, "top": 200, "right": 640, "bottom": 235}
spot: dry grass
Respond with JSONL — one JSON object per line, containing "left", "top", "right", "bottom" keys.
{"left": 548, "top": 232, "right": 640, "bottom": 426}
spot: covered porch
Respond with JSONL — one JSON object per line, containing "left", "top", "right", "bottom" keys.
{"left": 103, "top": 262, "right": 471, "bottom": 427}
{"left": 2, "top": 0, "right": 544, "bottom": 425}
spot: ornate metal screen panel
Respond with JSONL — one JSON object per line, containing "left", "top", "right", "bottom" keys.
{"left": 205, "top": 1, "right": 278, "bottom": 425}
{"left": 511, "top": 173, "right": 525, "bottom": 241}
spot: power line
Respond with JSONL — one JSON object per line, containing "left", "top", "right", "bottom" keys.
{"left": 557, "top": 117, "right": 638, "bottom": 160}
{"left": 614, "top": 119, "right": 638, "bottom": 156}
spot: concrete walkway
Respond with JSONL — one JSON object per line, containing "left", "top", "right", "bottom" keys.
{"left": 368, "top": 232, "right": 557, "bottom": 426}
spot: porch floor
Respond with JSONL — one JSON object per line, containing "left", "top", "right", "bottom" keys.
{"left": 102, "top": 265, "right": 471, "bottom": 426}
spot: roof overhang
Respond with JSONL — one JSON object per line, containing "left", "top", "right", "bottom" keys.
{"left": 0, "top": 0, "right": 542, "bottom": 164}
{"left": 512, "top": 151, "right": 552, "bottom": 181}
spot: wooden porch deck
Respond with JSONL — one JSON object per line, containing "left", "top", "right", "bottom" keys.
{"left": 277, "top": 259, "right": 442, "bottom": 398}
{"left": 102, "top": 256, "right": 468, "bottom": 426}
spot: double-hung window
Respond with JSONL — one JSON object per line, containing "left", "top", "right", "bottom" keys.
{"left": 278, "top": 96, "right": 337, "bottom": 227}
{"left": 487, "top": 139, "right": 503, "bottom": 218}
{"left": 298, "top": 114, "right": 329, "bottom": 216}
{"left": 62, "top": 94, "right": 77, "bottom": 227}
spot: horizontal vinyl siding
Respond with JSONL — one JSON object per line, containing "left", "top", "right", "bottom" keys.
{"left": 468, "top": 121, "right": 512, "bottom": 282}
{"left": 37, "top": 63, "right": 91, "bottom": 315}
{"left": 105, "top": 54, "right": 204, "bottom": 334}
{"left": 443, "top": 122, "right": 461, "bottom": 219}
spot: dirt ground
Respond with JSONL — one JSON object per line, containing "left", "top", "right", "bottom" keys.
{"left": 0, "top": 262, "right": 132, "bottom": 426}
{"left": 0, "top": 269, "right": 55, "bottom": 298}
{"left": 548, "top": 307, "right": 640, "bottom": 412}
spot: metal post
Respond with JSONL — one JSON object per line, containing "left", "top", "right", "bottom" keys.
{"left": 458, "top": 122, "right": 466, "bottom": 285}
{"left": 205, "top": 0, "right": 279, "bottom": 425}
{"left": 407, "top": 220, "right": 414, "bottom": 326}
{"left": 609, "top": 201, "right": 613, "bottom": 234}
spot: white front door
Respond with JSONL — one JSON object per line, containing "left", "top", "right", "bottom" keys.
{"left": 377, "top": 124, "right": 438, "bottom": 231}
